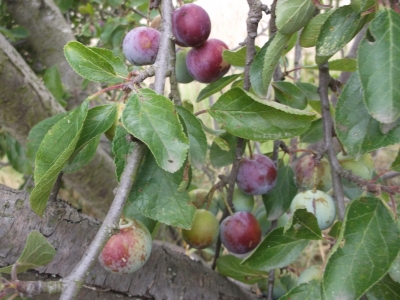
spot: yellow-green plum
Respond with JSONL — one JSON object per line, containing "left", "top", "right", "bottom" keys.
{"left": 182, "top": 209, "right": 219, "bottom": 249}
{"left": 297, "top": 265, "right": 322, "bottom": 285}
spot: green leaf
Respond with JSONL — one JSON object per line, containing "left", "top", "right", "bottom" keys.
{"left": 295, "top": 82, "right": 320, "bottom": 101}
{"left": 300, "top": 11, "right": 333, "bottom": 48}
{"left": 303, "top": 58, "right": 358, "bottom": 72}
{"left": 366, "top": 274, "right": 400, "bottom": 300}
{"left": 241, "top": 227, "right": 308, "bottom": 271}
{"left": 276, "top": 0, "right": 315, "bottom": 35}
{"left": 358, "top": 9, "right": 400, "bottom": 124}
{"left": 31, "top": 102, "right": 88, "bottom": 216}
{"left": 75, "top": 104, "right": 118, "bottom": 152}
{"left": 282, "top": 32, "right": 298, "bottom": 55}
{"left": 390, "top": 150, "right": 400, "bottom": 172}
{"left": 216, "top": 255, "right": 268, "bottom": 284}
{"left": 126, "top": 152, "right": 195, "bottom": 229}
{"left": 175, "top": 106, "right": 207, "bottom": 170}
{"left": 209, "top": 87, "right": 315, "bottom": 141}
{"left": 250, "top": 32, "right": 293, "bottom": 96}
{"left": 196, "top": 74, "right": 242, "bottom": 103}
{"left": 322, "top": 197, "right": 400, "bottom": 300}
{"left": 389, "top": 249, "right": 400, "bottom": 284}
{"left": 43, "top": 66, "right": 66, "bottom": 106}
{"left": 280, "top": 280, "right": 322, "bottom": 300}
{"left": 122, "top": 89, "right": 189, "bottom": 173}
{"left": 63, "top": 135, "right": 100, "bottom": 173}
{"left": 335, "top": 72, "right": 400, "bottom": 156}
{"left": 222, "top": 47, "right": 247, "bottom": 67}
{"left": 27, "top": 113, "right": 68, "bottom": 166}
{"left": 89, "top": 47, "right": 128, "bottom": 78}
{"left": 272, "top": 81, "right": 307, "bottom": 110}
{"left": 316, "top": 6, "right": 363, "bottom": 63}
{"left": 262, "top": 166, "right": 297, "bottom": 221}
{"left": 328, "top": 221, "right": 342, "bottom": 239}
{"left": 300, "top": 119, "right": 324, "bottom": 143}
{"left": 0, "top": 231, "right": 55, "bottom": 274}
{"left": 64, "top": 41, "right": 117, "bottom": 82}
{"left": 112, "top": 125, "right": 135, "bottom": 181}
{"left": 284, "top": 208, "right": 322, "bottom": 240}
{"left": 0, "top": 133, "right": 32, "bottom": 174}
{"left": 210, "top": 132, "right": 237, "bottom": 168}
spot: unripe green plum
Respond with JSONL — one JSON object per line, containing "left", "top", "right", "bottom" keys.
{"left": 297, "top": 265, "right": 321, "bottom": 285}
{"left": 232, "top": 187, "right": 255, "bottom": 212}
{"left": 175, "top": 48, "right": 194, "bottom": 84}
{"left": 337, "top": 153, "right": 374, "bottom": 180}
{"left": 98, "top": 218, "right": 152, "bottom": 274}
{"left": 182, "top": 209, "right": 219, "bottom": 249}
{"left": 189, "top": 189, "right": 219, "bottom": 215}
{"left": 259, "top": 270, "right": 298, "bottom": 299}
{"left": 255, "top": 208, "right": 289, "bottom": 236}
{"left": 290, "top": 190, "right": 336, "bottom": 230}
{"left": 295, "top": 155, "right": 332, "bottom": 192}
{"left": 105, "top": 102, "right": 125, "bottom": 141}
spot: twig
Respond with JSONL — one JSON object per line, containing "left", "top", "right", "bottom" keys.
{"left": 59, "top": 143, "right": 146, "bottom": 300}
{"left": 48, "top": 171, "right": 63, "bottom": 203}
{"left": 318, "top": 63, "right": 346, "bottom": 220}
{"left": 267, "top": 220, "right": 277, "bottom": 300}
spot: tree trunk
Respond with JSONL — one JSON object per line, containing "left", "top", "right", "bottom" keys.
{"left": 6, "top": 0, "right": 104, "bottom": 109}
{"left": 0, "top": 33, "right": 117, "bottom": 218}
{"left": 0, "top": 184, "right": 260, "bottom": 300}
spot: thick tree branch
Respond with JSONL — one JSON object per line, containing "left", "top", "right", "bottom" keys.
{"left": 0, "top": 184, "right": 259, "bottom": 300}
{"left": 0, "top": 33, "right": 117, "bottom": 219}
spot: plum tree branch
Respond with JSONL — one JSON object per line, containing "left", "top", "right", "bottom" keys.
{"left": 59, "top": 143, "right": 147, "bottom": 300}
{"left": 318, "top": 63, "right": 346, "bottom": 220}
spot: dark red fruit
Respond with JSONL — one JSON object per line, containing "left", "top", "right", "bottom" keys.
{"left": 220, "top": 211, "right": 262, "bottom": 254}
{"left": 122, "top": 27, "right": 160, "bottom": 66}
{"left": 186, "top": 39, "right": 230, "bottom": 83}
{"left": 172, "top": 3, "right": 211, "bottom": 47}
{"left": 236, "top": 154, "right": 278, "bottom": 195}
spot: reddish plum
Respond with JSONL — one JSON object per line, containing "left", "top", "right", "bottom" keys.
{"left": 220, "top": 211, "right": 262, "bottom": 254}
{"left": 98, "top": 218, "right": 152, "bottom": 274}
{"left": 236, "top": 154, "right": 277, "bottom": 195}
{"left": 172, "top": 4, "right": 211, "bottom": 47}
{"left": 186, "top": 39, "right": 231, "bottom": 83}
{"left": 122, "top": 27, "right": 160, "bottom": 66}
{"left": 295, "top": 155, "right": 332, "bottom": 192}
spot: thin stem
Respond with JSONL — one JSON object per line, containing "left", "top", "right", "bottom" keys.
{"left": 88, "top": 83, "right": 125, "bottom": 100}
{"left": 59, "top": 143, "right": 147, "bottom": 300}
{"left": 194, "top": 109, "right": 208, "bottom": 116}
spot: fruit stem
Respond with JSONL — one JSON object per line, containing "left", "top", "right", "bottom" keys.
{"left": 119, "top": 217, "right": 134, "bottom": 229}
{"left": 247, "top": 140, "right": 254, "bottom": 159}
{"left": 220, "top": 192, "right": 234, "bottom": 216}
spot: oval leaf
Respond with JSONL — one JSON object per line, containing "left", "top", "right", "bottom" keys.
{"left": 272, "top": 81, "right": 307, "bottom": 110}
{"left": 276, "top": 0, "right": 315, "bottom": 35}
{"left": 322, "top": 196, "right": 400, "bottom": 300}
{"left": 122, "top": 89, "right": 189, "bottom": 173}
{"left": 358, "top": 8, "right": 400, "bottom": 124}
{"left": 196, "top": 74, "right": 242, "bottom": 102}
{"left": 209, "top": 87, "right": 315, "bottom": 141}
{"left": 300, "top": 11, "right": 333, "bottom": 48}
{"left": 64, "top": 41, "right": 117, "bottom": 82}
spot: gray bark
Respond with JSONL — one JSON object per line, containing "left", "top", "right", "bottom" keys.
{"left": 0, "top": 33, "right": 117, "bottom": 218}
{"left": 6, "top": 0, "right": 104, "bottom": 109}
{"left": 0, "top": 184, "right": 260, "bottom": 300}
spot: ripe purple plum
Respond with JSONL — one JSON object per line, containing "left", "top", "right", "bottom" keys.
{"left": 290, "top": 190, "right": 336, "bottom": 230}
{"left": 98, "top": 218, "right": 152, "bottom": 274}
{"left": 172, "top": 3, "right": 211, "bottom": 47}
{"left": 236, "top": 154, "right": 278, "bottom": 195}
{"left": 175, "top": 48, "right": 194, "bottom": 84}
{"left": 186, "top": 39, "right": 231, "bottom": 83}
{"left": 182, "top": 209, "right": 219, "bottom": 249}
{"left": 295, "top": 155, "right": 332, "bottom": 192}
{"left": 220, "top": 211, "right": 262, "bottom": 254}
{"left": 122, "top": 27, "right": 160, "bottom": 66}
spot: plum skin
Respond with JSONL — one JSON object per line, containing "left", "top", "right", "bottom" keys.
{"left": 295, "top": 155, "right": 332, "bottom": 192}
{"left": 172, "top": 3, "right": 211, "bottom": 47}
{"left": 220, "top": 211, "right": 262, "bottom": 254}
{"left": 98, "top": 219, "right": 152, "bottom": 274}
{"left": 186, "top": 39, "right": 231, "bottom": 83}
{"left": 236, "top": 154, "right": 278, "bottom": 195}
{"left": 175, "top": 48, "right": 194, "bottom": 84}
{"left": 290, "top": 190, "right": 336, "bottom": 230}
{"left": 182, "top": 209, "right": 219, "bottom": 249}
{"left": 122, "top": 27, "right": 160, "bottom": 66}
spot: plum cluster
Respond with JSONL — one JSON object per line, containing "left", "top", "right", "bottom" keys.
{"left": 122, "top": 4, "right": 230, "bottom": 84}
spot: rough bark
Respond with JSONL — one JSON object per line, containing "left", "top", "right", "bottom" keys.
{"left": 0, "top": 33, "right": 117, "bottom": 218}
{"left": 6, "top": 0, "right": 103, "bottom": 109}
{"left": 0, "top": 184, "right": 260, "bottom": 300}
